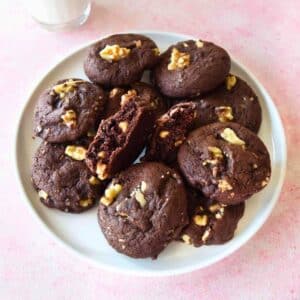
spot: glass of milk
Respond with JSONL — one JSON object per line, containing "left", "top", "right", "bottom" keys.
{"left": 26, "top": 0, "right": 91, "bottom": 31}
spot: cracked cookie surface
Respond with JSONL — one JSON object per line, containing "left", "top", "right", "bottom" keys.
{"left": 98, "top": 162, "right": 188, "bottom": 258}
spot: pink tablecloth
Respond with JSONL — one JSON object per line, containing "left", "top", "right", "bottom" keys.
{"left": 0, "top": 0, "right": 299, "bottom": 299}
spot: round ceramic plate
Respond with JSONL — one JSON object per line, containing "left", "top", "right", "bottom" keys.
{"left": 15, "top": 31, "right": 286, "bottom": 276}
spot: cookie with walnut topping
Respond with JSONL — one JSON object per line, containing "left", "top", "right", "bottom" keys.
{"left": 34, "top": 78, "right": 106, "bottom": 143}
{"left": 97, "top": 162, "right": 188, "bottom": 258}
{"left": 31, "top": 141, "right": 105, "bottom": 213}
{"left": 180, "top": 189, "right": 244, "bottom": 247}
{"left": 177, "top": 122, "right": 271, "bottom": 205}
{"left": 152, "top": 39, "right": 230, "bottom": 98}
{"left": 103, "top": 82, "right": 167, "bottom": 120}
{"left": 178, "top": 74, "right": 262, "bottom": 133}
{"left": 84, "top": 34, "right": 160, "bottom": 87}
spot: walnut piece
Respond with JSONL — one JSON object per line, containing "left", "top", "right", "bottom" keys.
{"left": 100, "top": 182, "right": 122, "bottom": 206}
{"left": 201, "top": 228, "right": 211, "bottom": 242}
{"left": 218, "top": 179, "right": 233, "bottom": 192}
{"left": 261, "top": 177, "right": 270, "bottom": 187}
{"left": 61, "top": 110, "right": 77, "bottom": 128}
{"left": 195, "top": 40, "right": 204, "bottom": 48}
{"left": 174, "top": 140, "right": 183, "bottom": 147}
{"left": 65, "top": 145, "right": 87, "bottom": 161}
{"left": 193, "top": 215, "right": 208, "bottom": 226}
{"left": 88, "top": 176, "right": 101, "bottom": 185}
{"left": 52, "top": 79, "right": 83, "bottom": 99}
{"left": 182, "top": 234, "right": 191, "bottom": 244}
{"left": 159, "top": 131, "right": 170, "bottom": 138}
{"left": 226, "top": 75, "right": 237, "bottom": 90}
{"left": 109, "top": 88, "right": 119, "bottom": 98}
{"left": 208, "top": 203, "right": 221, "bottom": 213}
{"left": 118, "top": 121, "right": 128, "bottom": 133}
{"left": 203, "top": 146, "right": 223, "bottom": 166}
{"left": 215, "top": 106, "right": 234, "bottom": 122}
{"left": 120, "top": 89, "right": 137, "bottom": 106}
{"left": 140, "top": 181, "right": 147, "bottom": 192}
{"left": 168, "top": 48, "right": 190, "bottom": 70}
{"left": 220, "top": 128, "right": 245, "bottom": 146}
{"left": 99, "top": 44, "right": 131, "bottom": 61}
{"left": 97, "top": 151, "right": 106, "bottom": 158}
{"left": 38, "top": 190, "right": 48, "bottom": 200}
{"left": 79, "top": 198, "right": 93, "bottom": 208}
{"left": 134, "top": 190, "right": 146, "bottom": 207}
{"left": 96, "top": 162, "right": 108, "bottom": 180}
{"left": 208, "top": 146, "right": 223, "bottom": 159}
{"left": 134, "top": 40, "right": 142, "bottom": 48}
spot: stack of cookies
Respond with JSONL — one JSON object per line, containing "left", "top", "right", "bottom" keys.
{"left": 31, "top": 33, "right": 271, "bottom": 259}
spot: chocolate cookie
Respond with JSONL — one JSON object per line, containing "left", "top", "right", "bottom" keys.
{"left": 98, "top": 162, "right": 188, "bottom": 258}
{"left": 178, "top": 122, "right": 271, "bottom": 205}
{"left": 31, "top": 141, "right": 104, "bottom": 213}
{"left": 180, "top": 189, "right": 244, "bottom": 247}
{"left": 86, "top": 99, "right": 156, "bottom": 181}
{"left": 84, "top": 34, "right": 160, "bottom": 87}
{"left": 103, "top": 82, "right": 167, "bottom": 120}
{"left": 34, "top": 79, "right": 106, "bottom": 143}
{"left": 144, "top": 102, "right": 198, "bottom": 164}
{"left": 153, "top": 39, "right": 230, "bottom": 98}
{"left": 182, "top": 75, "right": 261, "bottom": 133}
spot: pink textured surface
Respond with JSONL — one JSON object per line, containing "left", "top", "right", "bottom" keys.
{"left": 0, "top": 0, "right": 299, "bottom": 299}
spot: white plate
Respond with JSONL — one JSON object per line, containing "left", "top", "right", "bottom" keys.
{"left": 15, "top": 31, "right": 287, "bottom": 276}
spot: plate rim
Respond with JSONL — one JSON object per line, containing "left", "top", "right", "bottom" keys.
{"left": 14, "top": 30, "right": 287, "bottom": 277}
